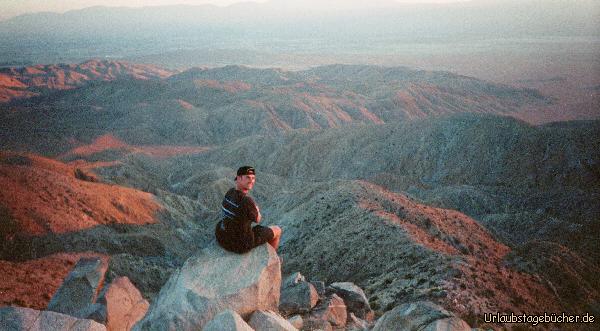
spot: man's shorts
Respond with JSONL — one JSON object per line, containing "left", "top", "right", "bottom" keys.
{"left": 215, "top": 221, "right": 275, "bottom": 254}
{"left": 252, "top": 224, "right": 275, "bottom": 245}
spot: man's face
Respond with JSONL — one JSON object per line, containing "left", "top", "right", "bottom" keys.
{"left": 236, "top": 174, "right": 256, "bottom": 192}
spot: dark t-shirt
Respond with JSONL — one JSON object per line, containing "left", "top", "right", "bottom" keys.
{"left": 215, "top": 188, "right": 272, "bottom": 253}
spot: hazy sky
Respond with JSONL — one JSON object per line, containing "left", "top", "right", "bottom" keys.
{"left": 1, "top": 0, "right": 468, "bottom": 21}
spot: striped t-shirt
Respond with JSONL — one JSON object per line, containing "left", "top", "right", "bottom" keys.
{"left": 215, "top": 188, "right": 260, "bottom": 252}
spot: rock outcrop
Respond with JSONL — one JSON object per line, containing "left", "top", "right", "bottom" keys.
{"left": 47, "top": 257, "right": 108, "bottom": 318}
{"left": 37, "top": 256, "right": 148, "bottom": 331}
{"left": 97, "top": 276, "right": 149, "bottom": 331}
{"left": 371, "top": 301, "right": 470, "bottom": 331}
{"left": 277, "top": 272, "right": 376, "bottom": 330}
{"left": 279, "top": 281, "right": 319, "bottom": 314}
{"left": 302, "top": 318, "right": 333, "bottom": 331}
{"left": 0, "top": 306, "right": 106, "bottom": 331}
{"left": 133, "top": 242, "right": 281, "bottom": 330}
{"left": 308, "top": 293, "right": 347, "bottom": 328}
{"left": 328, "top": 282, "right": 374, "bottom": 321}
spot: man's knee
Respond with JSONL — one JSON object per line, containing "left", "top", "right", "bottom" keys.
{"left": 270, "top": 225, "right": 282, "bottom": 237}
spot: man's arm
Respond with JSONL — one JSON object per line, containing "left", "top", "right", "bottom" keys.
{"left": 245, "top": 196, "right": 261, "bottom": 224}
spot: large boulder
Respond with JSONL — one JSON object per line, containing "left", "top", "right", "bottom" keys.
{"left": 309, "top": 294, "right": 347, "bottom": 328}
{"left": 328, "top": 282, "right": 374, "bottom": 321}
{"left": 248, "top": 310, "right": 298, "bottom": 331}
{"left": 47, "top": 257, "right": 108, "bottom": 318}
{"left": 203, "top": 310, "right": 254, "bottom": 331}
{"left": 371, "top": 301, "right": 470, "bottom": 331}
{"left": 279, "top": 281, "right": 319, "bottom": 314}
{"left": 0, "top": 306, "right": 106, "bottom": 331}
{"left": 133, "top": 242, "right": 281, "bottom": 331}
{"left": 97, "top": 276, "right": 149, "bottom": 331}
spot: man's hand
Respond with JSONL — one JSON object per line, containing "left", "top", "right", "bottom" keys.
{"left": 256, "top": 205, "right": 262, "bottom": 223}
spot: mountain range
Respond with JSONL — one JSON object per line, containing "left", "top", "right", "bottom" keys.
{"left": 2, "top": 0, "right": 598, "bottom": 39}
{"left": 1, "top": 60, "right": 548, "bottom": 155}
{"left": 0, "top": 59, "right": 598, "bottom": 329}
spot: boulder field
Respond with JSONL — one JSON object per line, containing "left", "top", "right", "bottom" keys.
{"left": 1, "top": 241, "right": 472, "bottom": 330}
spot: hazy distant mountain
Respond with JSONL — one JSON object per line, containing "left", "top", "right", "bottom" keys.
{"left": 0, "top": 0, "right": 598, "bottom": 66}
{"left": 2, "top": 0, "right": 597, "bottom": 38}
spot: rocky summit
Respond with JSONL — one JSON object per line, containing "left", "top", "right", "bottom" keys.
{"left": 133, "top": 242, "right": 281, "bottom": 330}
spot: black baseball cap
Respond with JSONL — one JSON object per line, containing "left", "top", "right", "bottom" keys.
{"left": 235, "top": 166, "right": 255, "bottom": 180}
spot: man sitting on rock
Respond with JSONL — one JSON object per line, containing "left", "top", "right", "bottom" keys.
{"left": 215, "top": 166, "right": 282, "bottom": 253}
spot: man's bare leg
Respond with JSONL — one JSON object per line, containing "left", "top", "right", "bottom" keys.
{"left": 268, "top": 226, "right": 282, "bottom": 251}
